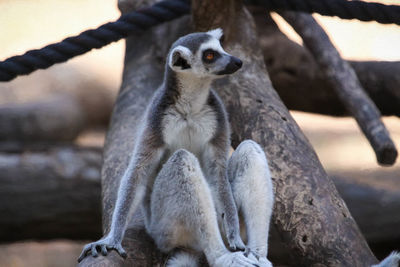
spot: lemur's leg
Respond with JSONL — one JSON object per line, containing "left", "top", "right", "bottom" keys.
{"left": 228, "top": 140, "right": 274, "bottom": 265}
{"left": 148, "top": 149, "right": 259, "bottom": 267}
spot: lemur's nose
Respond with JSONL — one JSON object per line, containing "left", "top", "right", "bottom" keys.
{"left": 216, "top": 55, "right": 243, "bottom": 75}
{"left": 232, "top": 57, "right": 243, "bottom": 69}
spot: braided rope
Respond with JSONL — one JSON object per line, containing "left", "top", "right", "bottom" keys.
{"left": 0, "top": 0, "right": 190, "bottom": 82}
{"left": 248, "top": 0, "right": 400, "bottom": 25}
{"left": 1, "top": 0, "right": 399, "bottom": 82}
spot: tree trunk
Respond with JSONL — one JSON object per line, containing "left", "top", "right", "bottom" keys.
{"left": 192, "top": 0, "right": 377, "bottom": 265}
{"left": 79, "top": 1, "right": 378, "bottom": 266}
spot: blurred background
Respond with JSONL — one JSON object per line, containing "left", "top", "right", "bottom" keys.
{"left": 0, "top": 0, "right": 399, "bottom": 266}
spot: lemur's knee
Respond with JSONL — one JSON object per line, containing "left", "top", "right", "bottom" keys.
{"left": 171, "top": 148, "right": 197, "bottom": 163}
{"left": 160, "top": 149, "right": 202, "bottom": 181}
{"left": 235, "top": 140, "right": 266, "bottom": 161}
{"left": 228, "top": 140, "right": 273, "bottom": 207}
{"left": 228, "top": 140, "right": 270, "bottom": 183}
{"left": 170, "top": 148, "right": 199, "bottom": 169}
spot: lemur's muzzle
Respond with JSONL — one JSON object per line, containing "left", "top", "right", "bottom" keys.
{"left": 217, "top": 56, "right": 243, "bottom": 75}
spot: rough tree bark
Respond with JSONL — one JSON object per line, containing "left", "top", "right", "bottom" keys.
{"left": 79, "top": 1, "right": 379, "bottom": 266}
{"left": 251, "top": 9, "right": 400, "bottom": 117}
{"left": 0, "top": 147, "right": 102, "bottom": 242}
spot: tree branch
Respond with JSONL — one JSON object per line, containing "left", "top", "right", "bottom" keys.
{"left": 279, "top": 12, "right": 397, "bottom": 165}
{"left": 250, "top": 9, "right": 400, "bottom": 117}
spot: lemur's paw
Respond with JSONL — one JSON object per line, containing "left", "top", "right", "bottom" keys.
{"left": 77, "top": 237, "right": 127, "bottom": 262}
{"left": 214, "top": 252, "right": 259, "bottom": 267}
{"left": 227, "top": 234, "right": 246, "bottom": 252}
{"left": 247, "top": 253, "right": 273, "bottom": 267}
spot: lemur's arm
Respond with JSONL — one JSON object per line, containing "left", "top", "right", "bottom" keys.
{"left": 108, "top": 142, "right": 164, "bottom": 242}
{"left": 78, "top": 132, "right": 164, "bottom": 262}
{"left": 203, "top": 144, "right": 245, "bottom": 252}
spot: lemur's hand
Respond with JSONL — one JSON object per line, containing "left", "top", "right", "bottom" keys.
{"left": 77, "top": 235, "right": 127, "bottom": 262}
{"left": 247, "top": 251, "right": 273, "bottom": 267}
{"left": 222, "top": 211, "right": 246, "bottom": 251}
{"left": 227, "top": 232, "right": 246, "bottom": 252}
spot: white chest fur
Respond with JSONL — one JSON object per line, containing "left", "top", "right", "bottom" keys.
{"left": 162, "top": 105, "right": 217, "bottom": 157}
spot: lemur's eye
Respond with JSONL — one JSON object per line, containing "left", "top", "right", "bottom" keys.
{"left": 203, "top": 49, "right": 219, "bottom": 63}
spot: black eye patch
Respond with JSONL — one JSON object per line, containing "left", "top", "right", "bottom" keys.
{"left": 202, "top": 49, "right": 220, "bottom": 63}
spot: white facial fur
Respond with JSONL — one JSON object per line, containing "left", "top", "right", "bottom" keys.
{"left": 207, "top": 28, "right": 223, "bottom": 40}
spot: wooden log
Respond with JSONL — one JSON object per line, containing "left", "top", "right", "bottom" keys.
{"left": 250, "top": 9, "right": 400, "bottom": 117}
{"left": 0, "top": 65, "right": 115, "bottom": 150}
{"left": 0, "top": 94, "right": 85, "bottom": 149}
{"left": 2, "top": 148, "right": 399, "bottom": 261}
{"left": 350, "top": 61, "right": 400, "bottom": 116}
{"left": 0, "top": 146, "right": 102, "bottom": 242}
{"left": 333, "top": 176, "right": 400, "bottom": 245}
{"left": 279, "top": 12, "right": 397, "bottom": 165}
{"left": 192, "top": 0, "right": 378, "bottom": 265}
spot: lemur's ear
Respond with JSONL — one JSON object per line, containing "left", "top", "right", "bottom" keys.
{"left": 207, "top": 28, "right": 223, "bottom": 41}
{"left": 169, "top": 46, "right": 192, "bottom": 70}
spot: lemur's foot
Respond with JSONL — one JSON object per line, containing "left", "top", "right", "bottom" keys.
{"left": 77, "top": 237, "right": 127, "bottom": 262}
{"left": 214, "top": 251, "right": 259, "bottom": 267}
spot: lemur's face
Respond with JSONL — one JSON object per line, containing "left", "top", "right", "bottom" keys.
{"left": 168, "top": 29, "right": 243, "bottom": 78}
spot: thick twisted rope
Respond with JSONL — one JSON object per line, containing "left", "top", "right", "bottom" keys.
{"left": 1, "top": 0, "right": 399, "bottom": 82}
{"left": 0, "top": 0, "right": 191, "bottom": 82}
{"left": 248, "top": 0, "right": 400, "bottom": 25}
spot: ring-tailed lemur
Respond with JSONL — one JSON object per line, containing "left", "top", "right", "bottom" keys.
{"left": 78, "top": 29, "right": 274, "bottom": 267}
